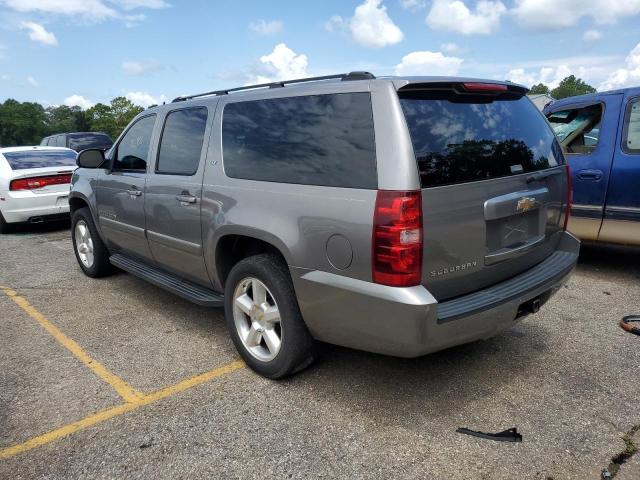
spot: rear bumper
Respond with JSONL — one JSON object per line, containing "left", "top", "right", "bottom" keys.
{"left": 1, "top": 191, "right": 70, "bottom": 224}
{"left": 292, "top": 231, "right": 580, "bottom": 357}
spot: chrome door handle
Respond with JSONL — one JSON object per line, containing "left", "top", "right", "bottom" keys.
{"left": 176, "top": 194, "right": 197, "bottom": 204}
{"left": 126, "top": 189, "right": 142, "bottom": 196}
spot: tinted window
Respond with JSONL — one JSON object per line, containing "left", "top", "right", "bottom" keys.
{"left": 55, "top": 135, "right": 66, "bottom": 147}
{"left": 625, "top": 99, "right": 640, "bottom": 152}
{"left": 3, "top": 150, "right": 77, "bottom": 170}
{"left": 68, "top": 133, "right": 113, "bottom": 151}
{"left": 156, "top": 108, "right": 208, "bottom": 175}
{"left": 113, "top": 115, "right": 156, "bottom": 171}
{"left": 400, "top": 93, "right": 562, "bottom": 188}
{"left": 547, "top": 104, "right": 603, "bottom": 154}
{"left": 222, "top": 93, "right": 377, "bottom": 189}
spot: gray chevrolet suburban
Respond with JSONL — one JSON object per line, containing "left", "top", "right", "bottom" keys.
{"left": 70, "top": 72, "right": 580, "bottom": 378}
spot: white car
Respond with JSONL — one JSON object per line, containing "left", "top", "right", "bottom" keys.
{"left": 0, "top": 146, "right": 78, "bottom": 233}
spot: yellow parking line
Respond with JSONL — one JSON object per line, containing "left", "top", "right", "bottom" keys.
{"left": 0, "top": 360, "right": 245, "bottom": 459}
{"left": 0, "top": 286, "right": 143, "bottom": 403}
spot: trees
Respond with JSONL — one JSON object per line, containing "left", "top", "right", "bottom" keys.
{"left": 526, "top": 76, "right": 597, "bottom": 101}
{"left": 0, "top": 99, "right": 47, "bottom": 146}
{"left": 529, "top": 83, "right": 550, "bottom": 94}
{"left": 85, "top": 97, "right": 143, "bottom": 139}
{"left": 550, "top": 75, "right": 596, "bottom": 100}
{"left": 0, "top": 96, "right": 146, "bottom": 146}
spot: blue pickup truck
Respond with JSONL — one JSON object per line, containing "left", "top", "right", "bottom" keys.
{"left": 544, "top": 87, "right": 640, "bottom": 246}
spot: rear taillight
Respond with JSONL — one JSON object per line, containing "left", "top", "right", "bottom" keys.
{"left": 9, "top": 173, "right": 72, "bottom": 191}
{"left": 372, "top": 190, "right": 422, "bottom": 287}
{"left": 563, "top": 164, "right": 572, "bottom": 230}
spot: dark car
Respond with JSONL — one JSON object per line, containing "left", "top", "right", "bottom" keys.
{"left": 40, "top": 132, "right": 113, "bottom": 152}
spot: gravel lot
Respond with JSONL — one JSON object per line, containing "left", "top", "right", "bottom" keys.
{"left": 0, "top": 223, "right": 639, "bottom": 479}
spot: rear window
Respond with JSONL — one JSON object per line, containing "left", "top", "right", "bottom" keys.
{"left": 68, "top": 133, "right": 113, "bottom": 151}
{"left": 400, "top": 92, "right": 562, "bottom": 188}
{"left": 222, "top": 93, "right": 377, "bottom": 189}
{"left": 3, "top": 150, "right": 77, "bottom": 170}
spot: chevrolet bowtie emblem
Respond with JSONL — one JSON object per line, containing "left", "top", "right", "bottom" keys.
{"left": 516, "top": 197, "right": 536, "bottom": 213}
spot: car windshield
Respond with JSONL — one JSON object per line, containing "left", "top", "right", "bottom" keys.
{"left": 3, "top": 150, "right": 77, "bottom": 170}
{"left": 68, "top": 133, "right": 113, "bottom": 151}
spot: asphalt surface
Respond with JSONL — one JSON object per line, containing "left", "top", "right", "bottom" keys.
{"left": 0, "top": 222, "right": 639, "bottom": 479}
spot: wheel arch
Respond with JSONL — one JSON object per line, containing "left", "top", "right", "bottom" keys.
{"left": 212, "top": 228, "right": 292, "bottom": 290}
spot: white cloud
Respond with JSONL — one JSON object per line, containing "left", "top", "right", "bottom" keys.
{"left": 512, "top": 0, "right": 640, "bottom": 30}
{"left": 249, "top": 19, "right": 283, "bottom": 35}
{"left": 125, "top": 91, "right": 166, "bottom": 107}
{"left": 2, "top": 0, "right": 168, "bottom": 23}
{"left": 599, "top": 43, "right": 640, "bottom": 91}
{"left": 26, "top": 75, "right": 38, "bottom": 86}
{"left": 440, "top": 42, "right": 465, "bottom": 54}
{"left": 399, "top": 0, "right": 426, "bottom": 10}
{"left": 349, "top": 0, "right": 404, "bottom": 48}
{"left": 63, "top": 94, "right": 94, "bottom": 109}
{"left": 324, "top": 15, "right": 346, "bottom": 32}
{"left": 114, "top": 0, "right": 169, "bottom": 9}
{"left": 395, "top": 51, "right": 463, "bottom": 76}
{"left": 3, "top": 0, "right": 117, "bottom": 21}
{"left": 505, "top": 65, "right": 574, "bottom": 89}
{"left": 426, "top": 0, "right": 506, "bottom": 35}
{"left": 121, "top": 59, "right": 163, "bottom": 76}
{"left": 582, "top": 29, "right": 602, "bottom": 42}
{"left": 20, "top": 21, "right": 57, "bottom": 45}
{"left": 247, "top": 43, "right": 309, "bottom": 84}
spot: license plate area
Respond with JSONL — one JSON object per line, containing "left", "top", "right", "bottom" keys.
{"left": 486, "top": 210, "right": 540, "bottom": 251}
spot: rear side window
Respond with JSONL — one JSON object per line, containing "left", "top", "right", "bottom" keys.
{"left": 68, "top": 133, "right": 113, "bottom": 151}
{"left": 624, "top": 98, "right": 640, "bottom": 153}
{"left": 113, "top": 115, "right": 156, "bottom": 171}
{"left": 55, "top": 135, "right": 66, "bottom": 147}
{"left": 3, "top": 150, "right": 77, "bottom": 170}
{"left": 547, "top": 104, "right": 603, "bottom": 154}
{"left": 400, "top": 92, "right": 562, "bottom": 188}
{"left": 222, "top": 93, "right": 377, "bottom": 189}
{"left": 156, "top": 107, "right": 208, "bottom": 175}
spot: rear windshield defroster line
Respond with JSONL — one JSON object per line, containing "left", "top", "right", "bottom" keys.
{"left": 399, "top": 91, "right": 563, "bottom": 188}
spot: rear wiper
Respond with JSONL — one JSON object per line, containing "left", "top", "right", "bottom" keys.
{"left": 526, "top": 169, "right": 563, "bottom": 184}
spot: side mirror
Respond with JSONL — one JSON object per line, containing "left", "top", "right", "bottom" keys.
{"left": 77, "top": 149, "right": 105, "bottom": 168}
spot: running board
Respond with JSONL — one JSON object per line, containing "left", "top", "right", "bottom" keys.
{"left": 109, "top": 254, "right": 224, "bottom": 307}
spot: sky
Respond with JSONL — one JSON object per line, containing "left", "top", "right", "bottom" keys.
{"left": 0, "top": 0, "right": 639, "bottom": 109}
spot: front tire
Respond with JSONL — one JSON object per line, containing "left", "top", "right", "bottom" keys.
{"left": 224, "top": 254, "right": 316, "bottom": 379}
{"left": 71, "top": 207, "right": 114, "bottom": 278}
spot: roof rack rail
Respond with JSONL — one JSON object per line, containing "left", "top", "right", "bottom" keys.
{"left": 171, "top": 71, "right": 375, "bottom": 103}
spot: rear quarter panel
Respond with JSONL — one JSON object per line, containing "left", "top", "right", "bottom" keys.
{"left": 200, "top": 82, "right": 394, "bottom": 292}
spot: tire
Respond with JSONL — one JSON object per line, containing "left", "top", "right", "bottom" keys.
{"left": 224, "top": 254, "right": 316, "bottom": 379}
{"left": 0, "top": 211, "right": 11, "bottom": 234}
{"left": 71, "top": 207, "right": 114, "bottom": 278}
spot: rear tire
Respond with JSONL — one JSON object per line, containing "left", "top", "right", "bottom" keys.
{"left": 71, "top": 207, "right": 114, "bottom": 278}
{"left": 224, "top": 254, "right": 316, "bottom": 379}
{"left": 0, "top": 211, "right": 10, "bottom": 234}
